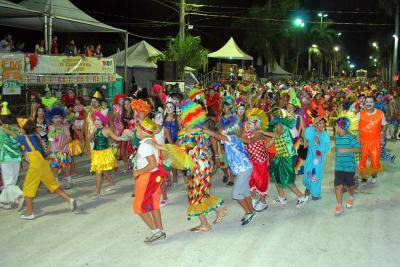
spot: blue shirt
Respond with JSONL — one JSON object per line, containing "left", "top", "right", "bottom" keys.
{"left": 221, "top": 135, "right": 252, "bottom": 176}
{"left": 17, "top": 135, "right": 46, "bottom": 158}
{"left": 335, "top": 133, "right": 360, "bottom": 172}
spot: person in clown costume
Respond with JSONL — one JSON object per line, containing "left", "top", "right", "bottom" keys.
{"left": 178, "top": 100, "right": 227, "bottom": 232}
{"left": 303, "top": 117, "right": 331, "bottom": 200}
{"left": 358, "top": 96, "right": 387, "bottom": 184}
{"left": 260, "top": 108, "right": 309, "bottom": 208}
{"left": 132, "top": 117, "right": 166, "bottom": 243}
{"left": 84, "top": 91, "right": 107, "bottom": 153}
{"left": 46, "top": 106, "right": 73, "bottom": 189}
{"left": 112, "top": 93, "right": 125, "bottom": 136}
{"left": 242, "top": 108, "right": 270, "bottom": 212}
{"left": 90, "top": 111, "right": 121, "bottom": 198}
{"left": 0, "top": 102, "right": 23, "bottom": 209}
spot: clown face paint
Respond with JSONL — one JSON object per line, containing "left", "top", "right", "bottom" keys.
{"left": 166, "top": 103, "right": 175, "bottom": 114}
{"left": 154, "top": 112, "right": 164, "bottom": 126}
{"left": 365, "top": 97, "right": 375, "bottom": 111}
{"left": 94, "top": 116, "right": 103, "bottom": 128}
{"left": 118, "top": 98, "right": 124, "bottom": 105}
{"left": 237, "top": 106, "right": 245, "bottom": 116}
{"left": 52, "top": 115, "right": 62, "bottom": 125}
{"left": 37, "top": 107, "right": 45, "bottom": 117}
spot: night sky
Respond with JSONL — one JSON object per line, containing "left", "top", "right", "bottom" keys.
{"left": 2, "top": 0, "right": 395, "bottom": 68}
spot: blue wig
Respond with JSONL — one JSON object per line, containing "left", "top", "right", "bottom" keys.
{"left": 45, "top": 105, "right": 66, "bottom": 124}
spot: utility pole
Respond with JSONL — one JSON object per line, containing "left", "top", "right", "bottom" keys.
{"left": 179, "top": 0, "right": 186, "bottom": 42}
{"left": 392, "top": 3, "right": 399, "bottom": 87}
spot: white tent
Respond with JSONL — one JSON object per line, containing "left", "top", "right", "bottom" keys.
{"left": 0, "top": 0, "right": 125, "bottom": 33}
{"left": 111, "top": 41, "right": 163, "bottom": 90}
{"left": 268, "top": 62, "right": 292, "bottom": 75}
{"left": 111, "top": 40, "right": 163, "bottom": 68}
{"left": 208, "top": 37, "right": 253, "bottom": 61}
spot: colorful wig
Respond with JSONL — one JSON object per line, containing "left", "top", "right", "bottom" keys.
{"left": 92, "top": 111, "right": 109, "bottom": 126}
{"left": 180, "top": 100, "right": 206, "bottom": 128}
{"left": 113, "top": 93, "right": 126, "bottom": 105}
{"left": 46, "top": 105, "right": 66, "bottom": 123}
{"left": 131, "top": 99, "right": 151, "bottom": 116}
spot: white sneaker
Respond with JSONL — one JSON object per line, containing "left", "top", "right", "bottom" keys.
{"left": 70, "top": 198, "right": 79, "bottom": 212}
{"left": 273, "top": 197, "right": 287, "bottom": 205}
{"left": 254, "top": 201, "right": 268, "bottom": 212}
{"left": 20, "top": 214, "right": 35, "bottom": 220}
{"left": 296, "top": 195, "right": 309, "bottom": 208}
{"left": 251, "top": 198, "right": 259, "bottom": 208}
{"left": 371, "top": 177, "right": 377, "bottom": 184}
{"left": 0, "top": 202, "right": 12, "bottom": 209}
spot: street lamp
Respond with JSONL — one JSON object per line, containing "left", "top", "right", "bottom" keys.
{"left": 308, "top": 44, "right": 319, "bottom": 72}
{"left": 349, "top": 64, "right": 355, "bottom": 69}
{"left": 372, "top": 41, "right": 379, "bottom": 48}
{"left": 293, "top": 18, "right": 305, "bottom": 28}
{"left": 337, "top": 32, "right": 342, "bottom": 37}
{"left": 369, "top": 56, "right": 373, "bottom": 59}
{"left": 333, "top": 46, "right": 340, "bottom": 52}
{"left": 318, "top": 12, "right": 328, "bottom": 28}
{"left": 346, "top": 56, "right": 350, "bottom": 59}
{"left": 312, "top": 44, "right": 318, "bottom": 48}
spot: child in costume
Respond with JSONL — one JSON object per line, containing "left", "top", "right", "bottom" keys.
{"left": 242, "top": 108, "right": 270, "bottom": 212}
{"left": 32, "top": 105, "right": 49, "bottom": 152}
{"left": 132, "top": 117, "right": 166, "bottom": 243}
{"left": 204, "top": 115, "right": 255, "bottom": 225}
{"left": 119, "top": 99, "right": 136, "bottom": 173}
{"left": 219, "top": 96, "right": 235, "bottom": 185}
{"left": 178, "top": 100, "right": 227, "bottom": 232}
{"left": 47, "top": 106, "right": 73, "bottom": 189}
{"left": 163, "top": 101, "right": 180, "bottom": 185}
{"left": 66, "top": 107, "right": 83, "bottom": 175}
{"left": 0, "top": 103, "right": 23, "bottom": 209}
{"left": 0, "top": 120, "right": 78, "bottom": 220}
{"left": 260, "top": 108, "right": 309, "bottom": 208}
{"left": 303, "top": 117, "right": 331, "bottom": 200}
{"left": 334, "top": 116, "right": 361, "bottom": 216}
{"left": 84, "top": 91, "right": 105, "bottom": 153}
{"left": 112, "top": 94, "right": 125, "bottom": 136}
{"left": 90, "top": 111, "right": 121, "bottom": 198}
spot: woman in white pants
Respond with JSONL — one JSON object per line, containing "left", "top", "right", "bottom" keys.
{"left": 0, "top": 104, "right": 23, "bottom": 209}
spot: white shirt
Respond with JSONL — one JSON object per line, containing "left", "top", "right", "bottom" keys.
{"left": 135, "top": 138, "right": 159, "bottom": 171}
{"left": 154, "top": 127, "right": 165, "bottom": 145}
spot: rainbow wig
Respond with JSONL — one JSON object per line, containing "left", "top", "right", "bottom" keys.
{"left": 92, "top": 111, "right": 109, "bottom": 126}
{"left": 180, "top": 100, "right": 206, "bottom": 128}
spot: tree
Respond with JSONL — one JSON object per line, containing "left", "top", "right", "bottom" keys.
{"left": 150, "top": 34, "right": 208, "bottom": 79}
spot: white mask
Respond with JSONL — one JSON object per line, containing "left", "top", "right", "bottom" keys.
{"left": 155, "top": 113, "right": 164, "bottom": 126}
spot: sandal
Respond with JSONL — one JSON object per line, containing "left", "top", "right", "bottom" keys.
{"left": 190, "top": 224, "right": 211, "bottom": 232}
{"left": 213, "top": 208, "right": 228, "bottom": 224}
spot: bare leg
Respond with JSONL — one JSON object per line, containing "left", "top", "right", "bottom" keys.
{"left": 161, "top": 181, "right": 168, "bottom": 201}
{"left": 199, "top": 214, "right": 210, "bottom": 227}
{"left": 348, "top": 185, "right": 355, "bottom": 197}
{"left": 150, "top": 209, "right": 163, "bottom": 230}
{"left": 25, "top": 197, "right": 33, "bottom": 215}
{"left": 139, "top": 213, "right": 156, "bottom": 230}
{"left": 259, "top": 194, "right": 267, "bottom": 204}
{"left": 172, "top": 169, "right": 178, "bottom": 184}
{"left": 103, "top": 171, "right": 115, "bottom": 186}
{"left": 95, "top": 172, "right": 103, "bottom": 195}
{"left": 289, "top": 186, "right": 304, "bottom": 198}
{"left": 335, "top": 185, "right": 343, "bottom": 205}
{"left": 53, "top": 187, "right": 72, "bottom": 202}
{"left": 276, "top": 184, "right": 286, "bottom": 198}
{"left": 237, "top": 197, "right": 252, "bottom": 214}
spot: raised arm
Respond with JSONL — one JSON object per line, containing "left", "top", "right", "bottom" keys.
{"left": 202, "top": 128, "right": 229, "bottom": 142}
{"left": 0, "top": 124, "right": 18, "bottom": 139}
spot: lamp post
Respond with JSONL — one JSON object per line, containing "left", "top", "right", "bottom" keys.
{"left": 333, "top": 46, "right": 340, "bottom": 77}
{"left": 318, "top": 12, "right": 328, "bottom": 28}
{"left": 308, "top": 44, "right": 318, "bottom": 72}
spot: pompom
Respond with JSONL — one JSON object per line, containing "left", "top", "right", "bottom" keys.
{"left": 131, "top": 99, "right": 151, "bottom": 116}
{"left": 180, "top": 100, "right": 206, "bottom": 128}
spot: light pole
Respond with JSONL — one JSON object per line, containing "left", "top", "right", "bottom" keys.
{"left": 318, "top": 12, "right": 328, "bottom": 28}
{"left": 333, "top": 46, "right": 340, "bottom": 77}
{"left": 308, "top": 44, "right": 318, "bottom": 72}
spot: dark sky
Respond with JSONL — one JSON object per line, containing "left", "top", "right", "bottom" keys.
{"left": 2, "top": 0, "right": 395, "bottom": 68}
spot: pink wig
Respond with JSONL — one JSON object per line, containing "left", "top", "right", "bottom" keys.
{"left": 151, "top": 84, "right": 166, "bottom": 103}
{"left": 92, "top": 111, "right": 109, "bottom": 126}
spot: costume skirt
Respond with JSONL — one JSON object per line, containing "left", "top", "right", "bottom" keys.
{"left": 69, "top": 139, "right": 83, "bottom": 156}
{"left": 90, "top": 147, "right": 118, "bottom": 173}
{"left": 269, "top": 156, "right": 295, "bottom": 187}
{"left": 249, "top": 160, "right": 270, "bottom": 195}
{"left": 49, "top": 151, "right": 72, "bottom": 169}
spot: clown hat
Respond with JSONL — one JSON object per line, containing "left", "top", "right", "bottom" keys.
{"left": 93, "top": 91, "right": 102, "bottom": 99}
{"left": 136, "top": 117, "right": 156, "bottom": 137}
{"left": 1, "top": 102, "right": 11, "bottom": 116}
{"left": 17, "top": 117, "right": 28, "bottom": 128}
{"left": 246, "top": 108, "right": 268, "bottom": 129}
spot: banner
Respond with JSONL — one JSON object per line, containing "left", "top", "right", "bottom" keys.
{"left": 0, "top": 53, "right": 24, "bottom": 95}
{"left": 26, "top": 55, "right": 115, "bottom": 74}
{"left": 24, "top": 74, "right": 116, "bottom": 85}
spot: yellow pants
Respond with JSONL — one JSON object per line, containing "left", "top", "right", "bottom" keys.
{"left": 23, "top": 151, "right": 59, "bottom": 198}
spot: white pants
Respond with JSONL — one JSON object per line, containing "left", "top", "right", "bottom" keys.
{"left": 0, "top": 161, "right": 22, "bottom": 204}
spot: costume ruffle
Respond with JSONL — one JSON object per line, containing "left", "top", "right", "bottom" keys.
{"left": 90, "top": 147, "right": 117, "bottom": 173}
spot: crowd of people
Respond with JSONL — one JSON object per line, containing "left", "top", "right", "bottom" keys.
{"left": 1, "top": 33, "right": 103, "bottom": 57}
{"left": 0, "top": 77, "right": 398, "bottom": 243}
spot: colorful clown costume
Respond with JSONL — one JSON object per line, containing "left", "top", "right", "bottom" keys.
{"left": 90, "top": 129, "right": 117, "bottom": 173}
{"left": 358, "top": 109, "right": 386, "bottom": 177}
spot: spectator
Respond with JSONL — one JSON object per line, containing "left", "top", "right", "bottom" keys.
{"left": 11, "top": 43, "right": 25, "bottom": 53}
{"left": 0, "top": 34, "right": 13, "bottom": 52}
{"left": 86, "top": 45, "right": 94, "bottom": 57}
{"left": 63, "top": 41, "right": 76, "bottom": 56}
{"left": 94, "top": 44, "right": 103, "bottom": 57}
{"left": 35, "top": 40, "right": 46, "bottom": 54}
{"left": 51, "top": 36, "right": 58, "bottom": 54}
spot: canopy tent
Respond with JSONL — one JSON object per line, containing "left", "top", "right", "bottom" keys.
{"left": 0, "top": 0, "right": 41, "bottom": 19}
{"left": 208, "top": 37, "right": 253, "bottom": 61}
{"left": 111, "top": 40, "right": 163, "bottom": 68}
{"left": 267, "top": 62, "right": 292, "bottom": 75}
{"left": 0, "top": 0, "right": 125, "bottom": 33}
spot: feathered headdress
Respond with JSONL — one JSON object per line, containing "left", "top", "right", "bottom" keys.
{"left": 246, "top": 108, "right": 268, "bottom": 129}
{"left": 180, "top": 100, "right": 206, "bottom": 128}
{"left": 131, "top": 99, "right": 151, "bottom": 116}
{"left": 337, "top": 110, "right": 358, "bottom": 135}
